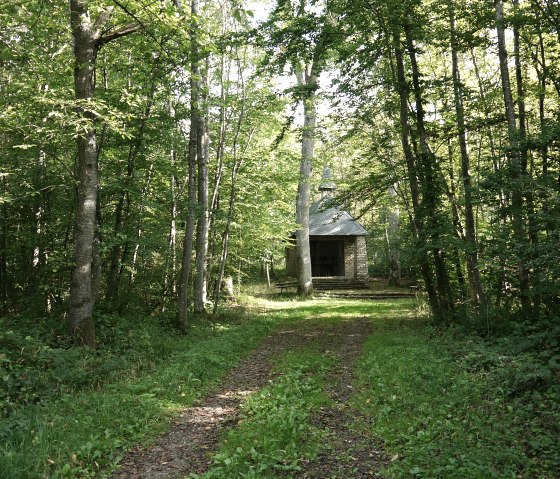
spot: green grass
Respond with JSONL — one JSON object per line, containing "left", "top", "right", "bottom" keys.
{"left": 192, "top": 351, "right": 334, "bottom": 479}
{"left": 3, "top": 293, "right": 556, "bottom": 479}
{"left": 0, "top": 310, "right": 280, "bottom": 479}
{"left": 189, "top": 298, "right": 418, "bottom": 479}
{"left": 352, "top": 317, "right": 560, "bottom": 479}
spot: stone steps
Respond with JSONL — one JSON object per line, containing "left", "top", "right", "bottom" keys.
{"left": 312, "top": 278, "right": 369, "bottom": 290}
{"left": 314, "top": 291, "right": 416, "bottom": 300}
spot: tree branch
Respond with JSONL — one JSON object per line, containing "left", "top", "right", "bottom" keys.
{"left": 96, "top": 23, "right": 142, "bottom": 46}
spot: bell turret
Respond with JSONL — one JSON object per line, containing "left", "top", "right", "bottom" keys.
{"left": 318, "top": 166, "right": 336, "bottom": 199}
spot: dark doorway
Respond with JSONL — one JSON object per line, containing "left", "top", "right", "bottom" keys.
{"left": 310, "top": 239, "right": 344, "bottom": 277}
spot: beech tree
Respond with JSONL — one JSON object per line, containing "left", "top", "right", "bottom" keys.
{"left": 68, "top": 1, "right": 140, "bottom": 347}
{"left": 448, "top": 0, "right": 487, "bottom": 308}
{"left": 178, "top": 0, "right": 202, "bottom": 326}
{"left": 260, "top": 0, "right": 337, "bottom": 296}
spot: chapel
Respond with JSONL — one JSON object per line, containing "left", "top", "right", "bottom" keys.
{"left": 285, "top": 166, "right": 368, "bottom": 284}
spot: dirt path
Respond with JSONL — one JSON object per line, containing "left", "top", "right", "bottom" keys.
{"left": 297, "top": 320, "right": 387, "bottom": 478}
{"left": 110, "top": 317, "right": 384, "bottom": 479}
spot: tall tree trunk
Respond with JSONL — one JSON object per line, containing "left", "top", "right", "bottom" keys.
{"left": 206, "top": 48, "right": 231, "bottom": 294}
{"left": 194, "top": 58, "right": 209, "bottom": 313}
{"left": 0, "top": 176, "right": 9, "bottom": 315}
{"left": 68, "top": 2, "right": 139, "bottom": 345}
{"left": 386, "top": 186, "right": 401, "bottom": 286}
{"left": 405, "top": 28, "right": 453, "bottom": 317}
{"left": 392, "top": 30, "right": 441, "bottom": 319}
{"left": 212, "top": 159, "right": 241, "bottom": 315}
{"left": 449, "top": 2, "right": 487, "bottom": 308}
{"left": 212, "top": 52, "right": 248, "bottom": 315}
{"left": 513, "top": 0, "right": 540, "bottom": 310}
{"left": 68, "top": 0, "right": 100, "bottom": 347}
{"left": 178, "top": 0, "right": 200, "bottom": 326}
{"left": 495, "top": 0, "right": 531, "bottom": 313}
{"left": 127, "top": 161, "right": 154, "bottom": 290}
{"left": 295, "top": 67, "right": 315, "bottom": 296}
{"left": 162, "top": 146, "right": 178, "bottom": 313}
{"left": 178, "top": 137, "right": 197, "bottom": 324}
{"left": 446, "top": 139, "right": 468, "bottom": 301}
{"left": 536, "top": 30, "right": 549, "bottom": 177}
{"left": 106, "top": 64, "right": 157, "bottom": 306}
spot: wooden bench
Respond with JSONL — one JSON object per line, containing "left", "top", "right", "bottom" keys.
{"left": 275, "top": 281, "right": 297, "bottom": 293}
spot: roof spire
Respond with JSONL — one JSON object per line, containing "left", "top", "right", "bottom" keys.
{"left": 318, "top": 166, "right": 336, "bottom": 197}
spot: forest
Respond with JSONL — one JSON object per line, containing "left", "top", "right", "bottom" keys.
{"left": 1, "top": 0, "right": 559, "bottom": 478}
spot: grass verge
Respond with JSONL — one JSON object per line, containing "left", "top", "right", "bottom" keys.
{"left": 0, "top": 310, "right": 279, "bottom": 479}
{"left": 353, "top": 317, "right": 560, "bottom": 479}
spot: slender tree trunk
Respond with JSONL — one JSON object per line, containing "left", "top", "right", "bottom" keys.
{"left": 471, "top": 48, "right": 508, "bottom": 304}
{"left": 405, "top": 28, "right": 453, "bottom": 317}
{"left": 92, "top": 177, "right": 102, "bottom": 302}
{"left": 446, "top": 140, "right": 468, "bottom": 301}
{"left": 178, "top": 0, "right": 201, "bottom": 326}
{"left": 162, "top": 148, "right": 178, "bottom": 312}
{"left": 495, "top": 0, "right": 531, "bottom": 313}
{"left": 213, "top": 54, "right": 247, "bottom": 315}
{"left": 392, "top": 30, "right": 441, "bottom": 319}
{"left": 0, "top": 176, "right": 9, "bottom": 315}
{"left": 212, "top": 162, "right": 239, "bottom": 315}
{"left": 210, "top": 40, "right": 230, "bottom": 217}
{"left": 513, "top": 0, "right": 540, "bottom": 310}
{"left": 295, "top": 67, "right": 315, "bottom": 296}
{"left": 106, "top": 65, "right": 157, "bottom": 306}
{"left": 178, "top": 144, "right": 197, "bottom": 325}
{"left": 31, "top": 147, "right": 47, "bottom": 311}
{"left": 127, "top": 161, "right": 154, "bottom": 289}
{"left": 194, "top": 58, "right": 209, "bottom": 314}
{"left": 386, "top": 186, "right": 401, "bottom": 286}
{"left": 449, "top": 2, "right": 487, "bottom": 308}
{"left": 206, "top": 50, "right": 230, "bottom": 293}
{"left": 536, "top": 30, "right": 549, "bottom": 177}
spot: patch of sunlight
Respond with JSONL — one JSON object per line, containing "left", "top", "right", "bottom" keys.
{"left": 212, "top": 323, "right": 233, "bottom": 331}
{"left": 216, "top": 389, "right": 256, "bottom": 399}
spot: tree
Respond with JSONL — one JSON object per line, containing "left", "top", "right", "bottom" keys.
{"left": 494, "top": 0, "right": 530, "bottom": 313}
{"left": 178, "top": 0, "right": 202, "bottom": 326}
{"left": 260, "top": 0, "right": 335, "bottom": 296}
{"left": 68, "top": 1, "right": 139, "bottom": 347}
{"left": 448, "top": 0, "right": 487, "bottom": 308}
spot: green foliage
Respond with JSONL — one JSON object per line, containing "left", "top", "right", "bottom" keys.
{"left": 0, "top": 312, "right": 183, "bottom": 415}
{"left": 2, "top": 292, "right": 558, "bottom": 479}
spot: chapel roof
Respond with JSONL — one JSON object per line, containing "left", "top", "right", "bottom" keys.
{"left": 309, "top": 195, "right": 368, "bottom": 236}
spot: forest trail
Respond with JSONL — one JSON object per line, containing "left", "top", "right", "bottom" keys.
{"left": 109, "top": 314, "right": 386, "bottom": 479}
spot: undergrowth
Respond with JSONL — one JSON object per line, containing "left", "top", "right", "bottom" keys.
{"left": 2, "top": 296, "right": 557, "bottom": 479}
{"left": 354, "top": 314, "right": 560, "bottom": 479}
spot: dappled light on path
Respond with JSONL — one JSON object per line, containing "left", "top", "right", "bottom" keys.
{"left": 109, "top": 303, "right": 387, "bottom": 478}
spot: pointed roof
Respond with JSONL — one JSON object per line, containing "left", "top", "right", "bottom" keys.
{"left": 309, "top": 195, "right": 368, "bottom": 236}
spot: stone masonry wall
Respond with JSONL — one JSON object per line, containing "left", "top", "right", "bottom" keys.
{"left": 356, "top": 235, "right": 368, "bottom": 280}
{"left": 343, "top": 238, "right": 355, "bottom": 279}
{"left": 285, "top": 245, "right": 297, "bottom": 277}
